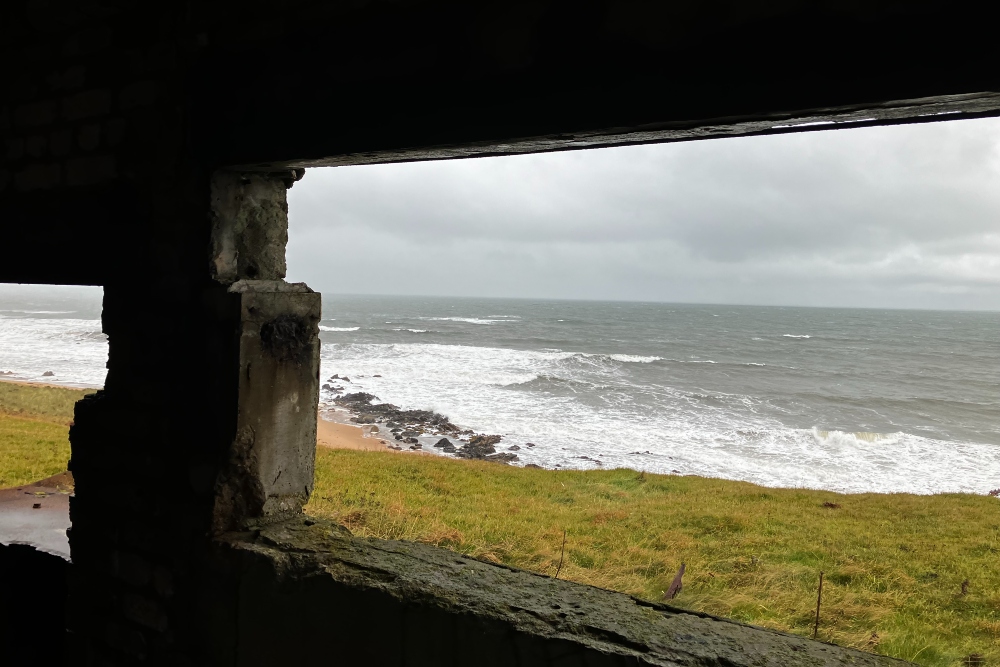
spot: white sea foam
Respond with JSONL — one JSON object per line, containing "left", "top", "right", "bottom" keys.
{"left": 577, "top": 353, "right": 661, "bottom": 363}
{"left": 607, "top": 354, "right": 662, "bottom": 363}
{"left": 392, "top": 328, "right": 429, "bottom": 333}
{"left": 813, "top": 428, "right": 899, "bottom": 445}
{"left": 4, "top": 297, "right": 997, "bottom": 497}
{"left": 320, "top": 341, "right": 1000, "bottom": 495}
{"left": 420, "top": 317, "right": 508, "bottom": 325}
{"left": 0, "top": 310, "right": 77, "bottom": 315}
{"left": 0, "top": 317, "right": 107, "bottom": 387}
{"left": 783, "top": 334, "right": 812, "bottom": 339}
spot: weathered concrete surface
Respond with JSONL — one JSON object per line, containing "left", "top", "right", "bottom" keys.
{"left": 212, "top": 280, "right": 321, "bottom": 532}
{"left": 242, "top": 91, "right": 1000, "bottom": 171}
{"left": 195, "top": 2, "right": 1000, "bottom": 170}
{"left": 64, "top": 181, "right": 316, "bottom": 661}
{"left": 209, "top": 518, "right": 909, "bottom": 667}
{"left": 210, "top": 171, "right": 303, "bottom": 284}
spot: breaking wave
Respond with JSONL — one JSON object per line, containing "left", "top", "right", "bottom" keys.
{"left": 574, "top": 353, "right": 662, "bottom": 363}
{"left": 319, "top": 338, "right": 1000, "bottom": 495}
{"left": 420, "top": 317, "right": 510, "bottom": 325}
{"left": 0, "top": 317, "right": 107, "bottom": 387}
{"left": 607, "top": 354, "right": 662, "bottom": 363}
{"left": 0, "top": 309, "right": 77, "bottom": 316}
{"left": 813, "top": 429, "right": 900, "bottom": 445}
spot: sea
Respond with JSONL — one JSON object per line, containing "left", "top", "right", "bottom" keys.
{"left": 2, "top": 286, "right": 999, "bottom": 496}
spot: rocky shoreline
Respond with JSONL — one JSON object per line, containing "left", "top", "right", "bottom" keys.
{"left": 326, "top": 376, "right": 528, "bottom": 464}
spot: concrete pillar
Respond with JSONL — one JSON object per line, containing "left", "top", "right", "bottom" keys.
{"left": 67, "top": 169, "right": 318, "bottom": 664}
{"left": 207, "top": 169, "right": 319, "bottom": 533}
{"left": 211, "top": 280, "right": 320, "bottom": 533}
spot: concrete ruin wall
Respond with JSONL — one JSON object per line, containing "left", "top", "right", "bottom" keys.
{"left": 196, "top": 517, "right": 906, "bottom": 667}
{"left": 2, "top": 2, "right": 998, "bottom": 665}
{"left": 4, "top": 2, "right": 1000, "bottom": 288}
{"left": 0, "top": 543, "right": 69, "bottom": 662}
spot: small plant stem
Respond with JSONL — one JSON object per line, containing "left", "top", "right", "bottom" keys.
{"left": 813, "top": 571, "right": 824, "bottom": 640}
{"left": 555, "top": 529, "right": 567, "bottom": 579}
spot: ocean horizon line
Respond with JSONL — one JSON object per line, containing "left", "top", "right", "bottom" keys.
{"left": 313, "top": 291, "right": 1000, "bottom": 315}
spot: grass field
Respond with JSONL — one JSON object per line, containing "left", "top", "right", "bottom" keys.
{"left": 2, "top": 382, "right": 997, "bottom": 665}
{"left": 0, "top": 382, "right": 93, "bottom": 487}
{"left": 307, "top": 449, "right": 999, "bottom": 665}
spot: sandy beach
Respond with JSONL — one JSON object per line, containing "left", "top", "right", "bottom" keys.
{"left": 317, "top": 412, "right": 431, "bottom": 456}
{"left": 317, "top": 417, "right": 388, "bottom": 451}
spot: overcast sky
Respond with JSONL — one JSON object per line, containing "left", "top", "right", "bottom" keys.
{"left": 287, "top": 117, "right": 1000, "bottom": 310}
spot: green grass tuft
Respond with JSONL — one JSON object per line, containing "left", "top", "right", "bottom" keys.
{"left": 0, "top": 382, "right": 93, "bottom": 487}
{"left": 0, "top": 415, "right": 74, "bottom": 487}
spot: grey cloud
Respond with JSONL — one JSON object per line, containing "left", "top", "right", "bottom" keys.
{"left": 287, "top": 117, "right": 1000, "bottom": 310}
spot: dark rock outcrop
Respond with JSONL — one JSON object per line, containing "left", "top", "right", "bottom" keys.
{"left": 335, "top": 392, "right": 378, "bottom": 405}
{"left": 485, "top": 453, "right": 518, "bottom": 464}
{"left": 329, "top": 387, "right": 515, "bottom": 464}
{"left": 456, "top": 435, "right": 503, "bottom": 460}
{"left": 470, "top": 434, "right": 502, "bottom": 448}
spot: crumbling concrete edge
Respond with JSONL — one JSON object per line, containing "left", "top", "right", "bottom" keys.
{"left": 214, "top": 517, "right": 911, "bottom": 667}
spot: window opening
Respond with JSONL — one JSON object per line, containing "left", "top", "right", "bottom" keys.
{"left": 283, "top": 118, "right": 1000, "bottom": 658}
{"left": 0, "top": 284, "right": 104, "bottom": 553}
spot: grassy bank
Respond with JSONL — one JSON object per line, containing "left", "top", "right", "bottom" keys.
{"left": 308, "top": 449, "right": 1000, "bottom": 666}
{"left": 2, "top": 382, "right": 997, "bottom": 664}
{"left": 0, "top": 382, "right": 93, "bottom": 487}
